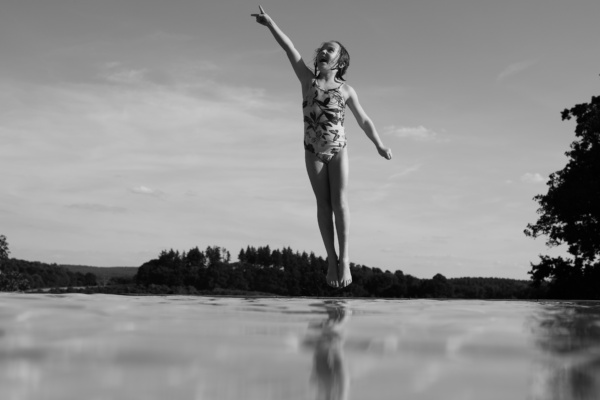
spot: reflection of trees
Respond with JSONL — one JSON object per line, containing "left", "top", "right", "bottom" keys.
{"left": 530, "top": 303, "right": 600, "bottom": 400}
{"left": 303, "top": 301, "right": 351, "bottom": 400}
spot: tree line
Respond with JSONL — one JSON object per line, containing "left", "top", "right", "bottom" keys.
{"left": 0, "top": 258, "right": 97, "bottom": 291}
{"left": 2, "top": 237, "right": 541, "bottom": 298}
{"left": 130, "top": 245, "right": 541, "bottom": 299}
{"left": 0, "top": 238, "right": 589, "bottom": 299}
{"left": 0, "top": 234, "right": 98, "bottom": 291}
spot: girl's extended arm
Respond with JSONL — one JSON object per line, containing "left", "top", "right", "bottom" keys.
{"left": 346, "top": 86, "right": 393, "bottom": 160}
{"left": 252, "top": 7, "right": 312, "bottom": 83}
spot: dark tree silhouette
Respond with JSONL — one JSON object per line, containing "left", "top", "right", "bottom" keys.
{"left": 0, "top": 256, "right": 97, "bottom": 292}
{"left": 525, "top": 92, "right": 600, "bottom": 299}
{"left": 0, "top": 235, "right": 9, "bottom": 261}
{"left": 0, "top": 235, "right": 30, "bottom": 292}
{"left": 4, "top": 240, "right": 538, "bottom": 298}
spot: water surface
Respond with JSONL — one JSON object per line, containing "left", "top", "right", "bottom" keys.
{"left": 1, "top": 294, "right": 600, "bottom": 400}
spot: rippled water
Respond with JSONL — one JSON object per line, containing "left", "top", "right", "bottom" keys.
{"left": 1, "top": 294, "right": 600, "bottom": 400}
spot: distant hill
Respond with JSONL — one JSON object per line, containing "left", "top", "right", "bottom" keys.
{"left": 59, "top": 265, "right": 138, "bottom": 283}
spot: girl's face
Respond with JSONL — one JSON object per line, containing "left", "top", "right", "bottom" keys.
{"left": 317, "top": 42, "right": 341, "bottom": 71}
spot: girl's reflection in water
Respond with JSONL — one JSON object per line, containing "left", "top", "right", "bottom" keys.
{"left": 303, "top": 301, "right": 351, "bottom": 400}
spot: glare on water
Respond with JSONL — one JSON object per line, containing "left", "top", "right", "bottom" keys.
{"left": 1, "top": 294, "right": 599, "bottom": 400}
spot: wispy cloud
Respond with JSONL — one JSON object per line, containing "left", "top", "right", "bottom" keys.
{"left": 0, "top": 64, "right": 301, "bottom": 264}
{"left": 103, "top": 68, "right": 148, "bottom": 85}
{"left": 67, "top": 203, "right": 128, "bottom": 213}
{"left": 389, "top": 164, "right": 422, "bottom": 179}
{"left": 130, "top": 186, "right": 164, "bottom": 197}
{"left": 520, "top": 172, "right": 545, "bottom": 184}
{"left": 383, "top": 125, "right": 442, "bottom": 142}
{"left": 497, "top": 59, "right": 538, "bottom": 81}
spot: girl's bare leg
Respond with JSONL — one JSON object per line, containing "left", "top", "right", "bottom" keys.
{"left": 305, "top": 151, "right": 340, "bottom": 287}
{"left": 327, "top": 148, "right": 351, "bottom": 287}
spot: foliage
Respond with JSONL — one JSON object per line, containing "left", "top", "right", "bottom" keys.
{"left": 0, "top": 234, "right": 30, "bottom": 292}
{"left": 0, "top": 270, "right": 31, "bottom": 292}
{"left": 133, "top": 244, "right": 540, "bottom": 299}
{"left": 0, "top": 234, "right": 541, "bottom": 298}
{"left": 0, "top": 258, "right": 97, "bottom": 291}
{"left": 0, "top": 235, "right": 9, "bottom": 261}
{"left": 525, "top": 93, "right": 600, "bottom": 299}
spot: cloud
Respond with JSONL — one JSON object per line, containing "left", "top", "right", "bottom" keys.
{"left": 100, "top": 61, "right": 218, "bottom": 87}
{"left": 67, "top": 203, "right": 128, "bottom": 213}
{"left": 389, "top": 164, "right": 422, "bottom": 179}
{"left": 383, "top": 125, "right": 441, "bottom": 142}
{"left": 497, "top": 59, "right": 537, "bottom": 81}
{"left": 0, "top": 65, "right": 299, "bottom": 237}
{"left": 520, "top": 173, "right": 545, "bottom": 184}
{"left": 129, "top": 186, "right": 164, "bottom": 197}
{"left": 0, "top": 57, "right": 311, "bottom": 267}
{"left": 103, "top": 68, "right": 148, "bottom": 85}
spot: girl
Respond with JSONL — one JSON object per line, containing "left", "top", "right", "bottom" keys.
{"left": 252, "top": 6, "right": 392, "bottom": 288}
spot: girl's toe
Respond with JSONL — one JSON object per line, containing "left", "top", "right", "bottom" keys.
{"left": 339, "top": 278, "right": 352, "bottom": 288}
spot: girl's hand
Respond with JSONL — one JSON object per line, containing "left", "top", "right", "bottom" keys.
{"left": 377, "top": 146, "right": 393, "bottom": 160}
{"left": 251, "top": 5, "right": 272, "bottom": 26}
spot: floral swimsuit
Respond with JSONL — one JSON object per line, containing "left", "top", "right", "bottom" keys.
{"left": 303, "top": 79, "right": 347, "bottom": 164}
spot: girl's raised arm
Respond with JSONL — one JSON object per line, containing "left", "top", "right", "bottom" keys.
{"left": 251, "top": 6, "right": 313, "bottom": 84}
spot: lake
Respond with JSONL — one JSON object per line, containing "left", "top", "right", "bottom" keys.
{"left": 1, "top": 294, "right": 599, "bottom": 400}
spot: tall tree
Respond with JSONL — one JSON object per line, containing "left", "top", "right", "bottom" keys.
{"left": 525, "top": 92, "right": 600, "bottom": 298}
{"left": 0, "top": 235, "right": 9, "bottom": 261}
{"left": 0, "top": 236, "right": 32, "bottom": 292}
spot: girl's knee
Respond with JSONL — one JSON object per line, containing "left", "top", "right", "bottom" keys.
{"left": 332, "top": 197, "right": 348, "bottom": 214}
{"left": 317, "top": 201, "right": 333, "bottom": 214}
{"left": 315, "top": 195, "right": 332, "bottom": 210}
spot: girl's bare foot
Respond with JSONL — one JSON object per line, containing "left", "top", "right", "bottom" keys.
{"left": 338, "top": 258, "right": 352, "bottom": 288}
{"left": 326, "top": 257, "right": 339, "bottom": 288}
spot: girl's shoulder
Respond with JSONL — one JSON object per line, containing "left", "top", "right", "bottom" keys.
{"left": 339, "top": 81, "right": 353, "bottom": 91}
{"left": 339, "top": 82, "right": 357, "bottom": 101}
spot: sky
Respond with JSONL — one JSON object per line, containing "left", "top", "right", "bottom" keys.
{"left": 1, "top": 0, "right": 599, "bottom": 279}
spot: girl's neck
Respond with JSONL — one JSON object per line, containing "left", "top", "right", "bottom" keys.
{"left": 316, "top": 69, "right": 338, "bottom": 83}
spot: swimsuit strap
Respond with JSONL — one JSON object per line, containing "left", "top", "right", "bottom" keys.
{"left": 313, "top": 79, "right": 344, "bottom": 93}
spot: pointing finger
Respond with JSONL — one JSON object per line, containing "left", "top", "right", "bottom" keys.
{"left": 259, "top": 5, "right": 265, "bottom": 14}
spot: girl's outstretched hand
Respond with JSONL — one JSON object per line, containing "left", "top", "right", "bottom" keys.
{"left": 251, "top": 5, "right": 272, "bottom": 26}
{"left": 377, "top": 146, "right": 393, "bottom": 160}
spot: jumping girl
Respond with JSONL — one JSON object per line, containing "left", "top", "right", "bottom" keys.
{"left": 252, "top": 6, "right": 392, "bottom": 288}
